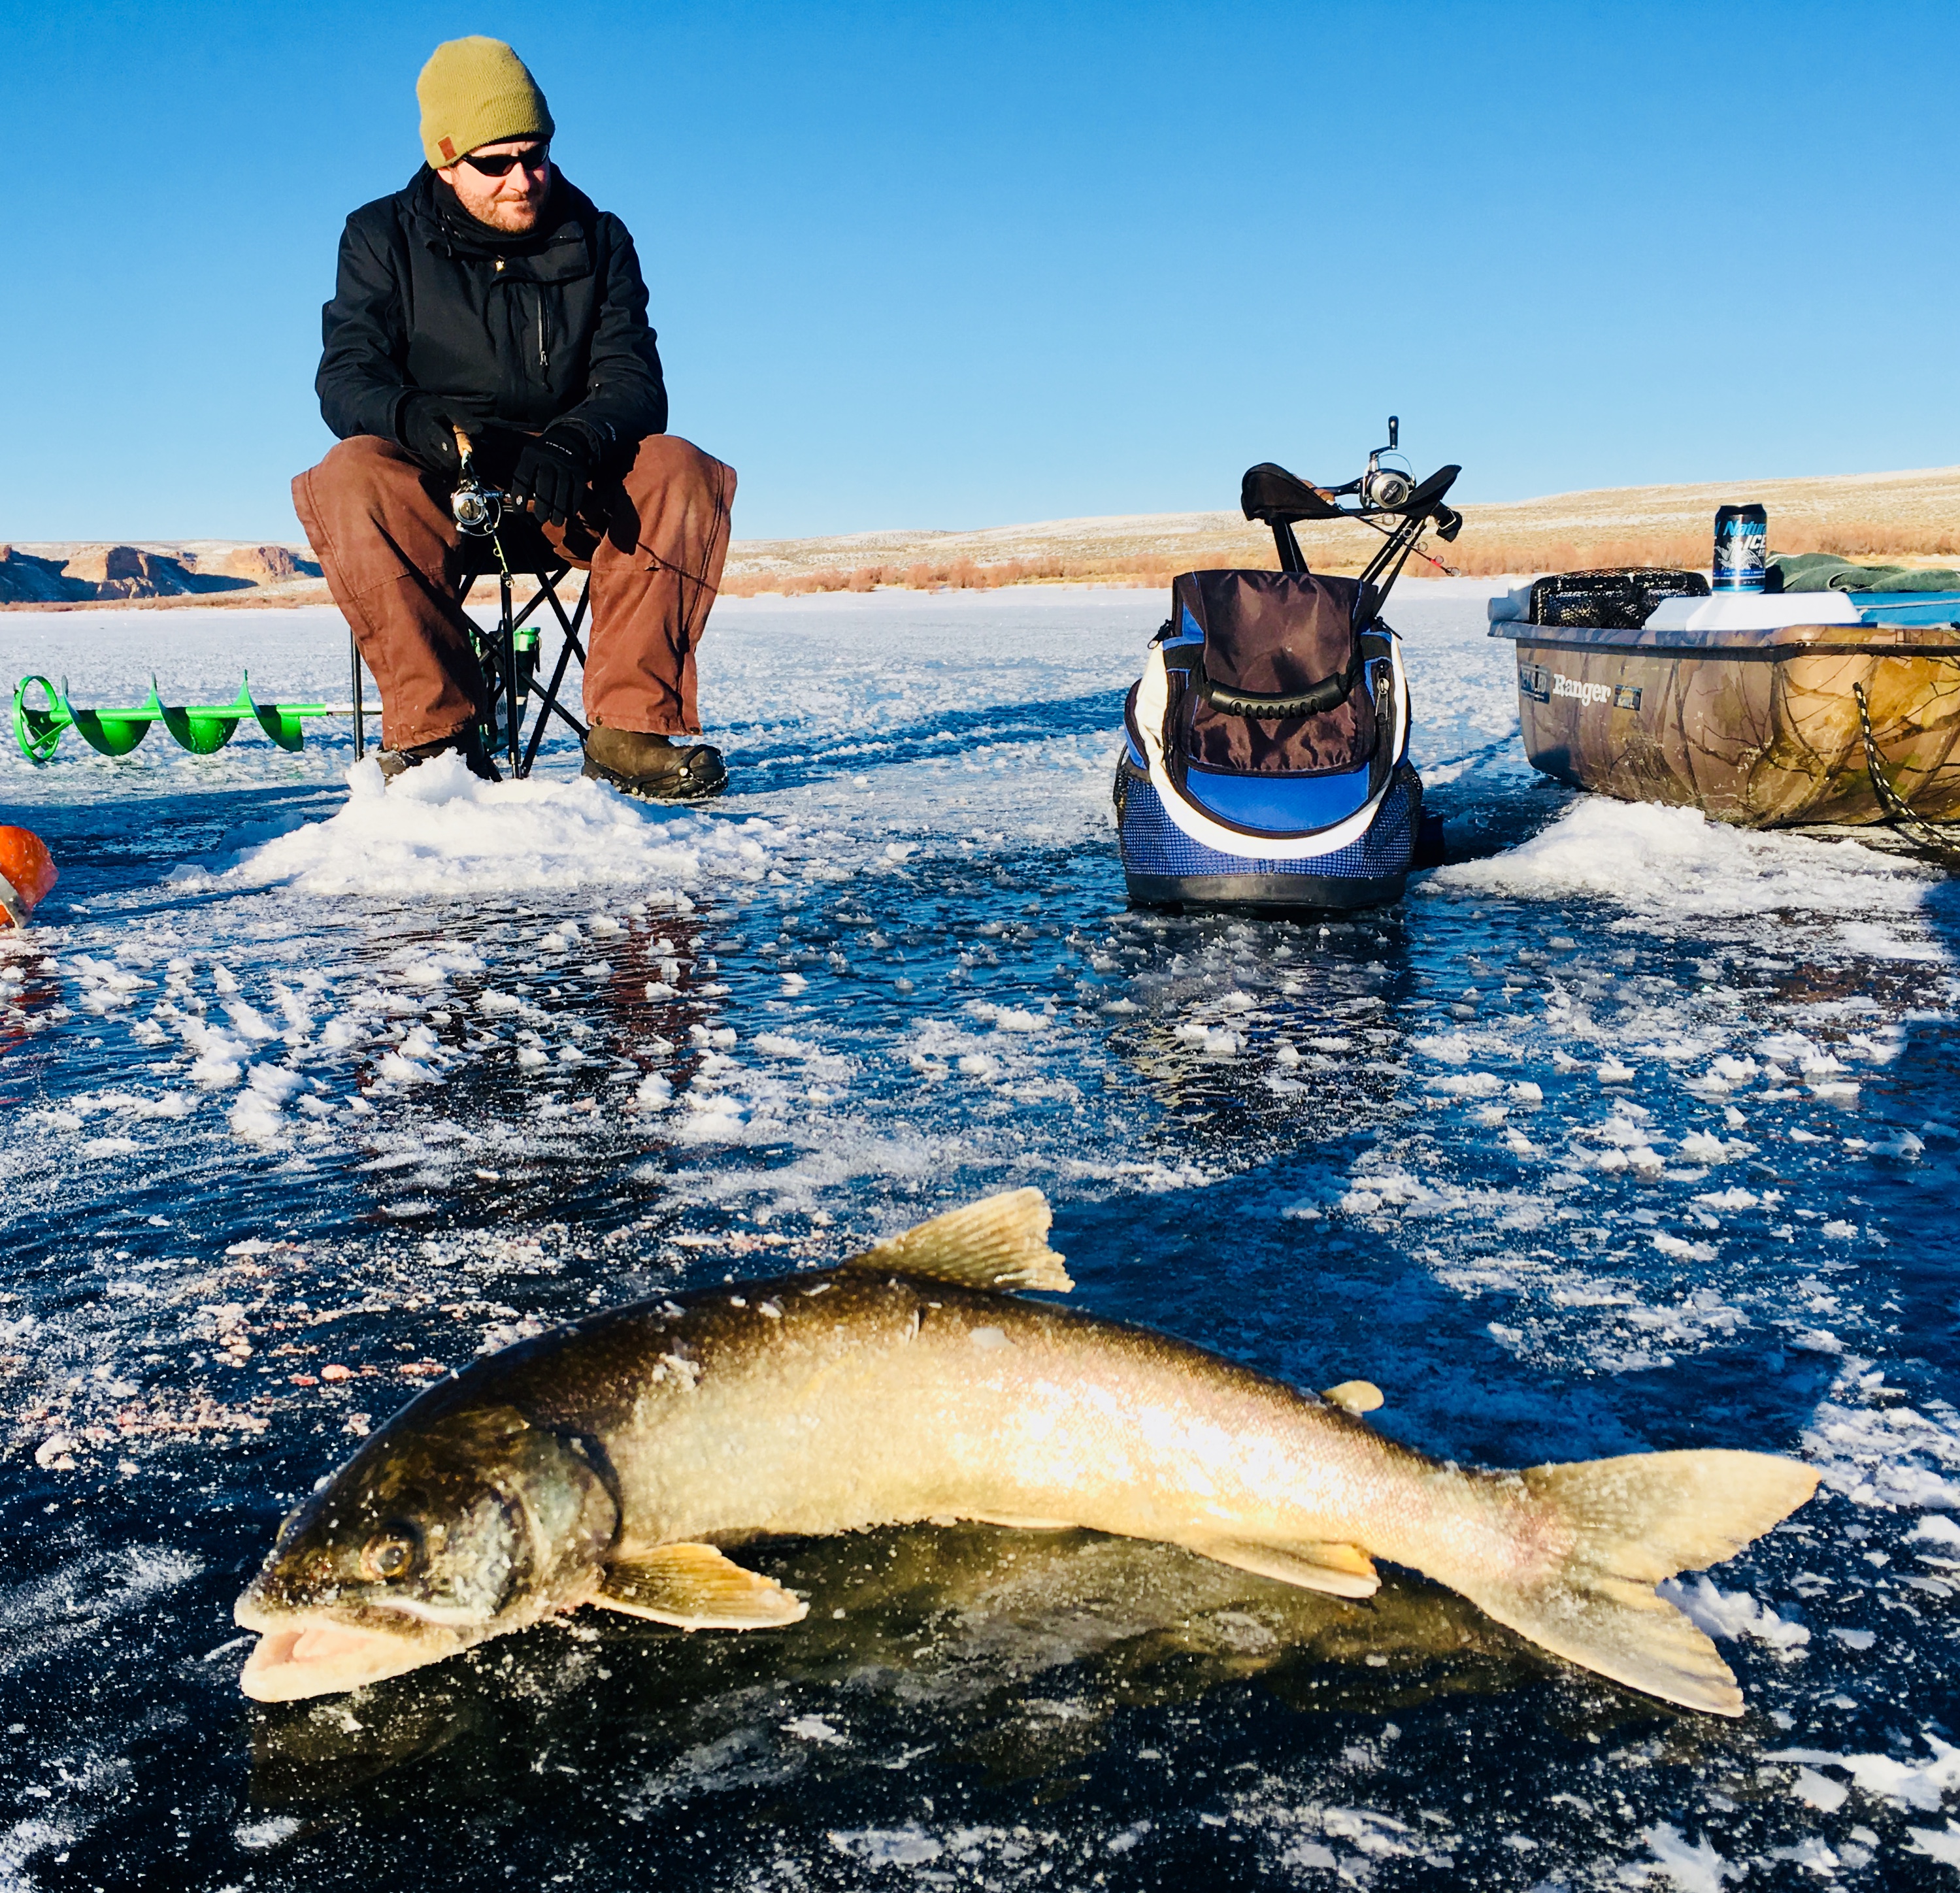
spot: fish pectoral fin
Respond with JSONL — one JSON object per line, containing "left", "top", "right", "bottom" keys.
{"left": 845, "top": 1187, "right": 1073, "bottom": 1294}
{"left": 590, "top": 1545, "right": 808, "bottom": 1631}
{"left": 1191, "top": 1536, "right": 1380, "bottom": 1600}
{"left": 1321, "top": 1380, "right": 1384, "bottom": 1417}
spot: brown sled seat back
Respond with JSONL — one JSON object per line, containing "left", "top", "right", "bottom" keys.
{"left": 1174, "top": 570, "right": 1382, "bottom": 776}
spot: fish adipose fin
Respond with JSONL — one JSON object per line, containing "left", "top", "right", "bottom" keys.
{"left": 1457, "top": 1449, "right": 1819, "bottom": 1717}
{"left": 1190, "top": 1536, "right": 1380, "bottom": 1600}
{"left": 590, "top": 1545, "right": 808, "bottom": 1631}
{"left": 1322, "top": 1380, "right": 1384, "bottom": 1417}
{"left": 847, "top": 1187, "right": 1074, "bottom": 1294}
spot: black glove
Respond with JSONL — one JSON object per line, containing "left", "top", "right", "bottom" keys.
{"left": 397, "top": 395, "right": 463, "bottom": 478}
{"left": 510, "top": 423, "right": 599, "bottom": 529}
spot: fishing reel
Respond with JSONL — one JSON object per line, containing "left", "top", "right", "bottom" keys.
{"left": 1239, "top": 418, "right": 1463, "bottom": 590}
{"left": 1359, "top": 415, "right": 1416, "bottom": 512}
{"left": 449, "top": 426, "right": 505, "bottom": 537}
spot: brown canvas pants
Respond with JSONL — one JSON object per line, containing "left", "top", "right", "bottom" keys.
{"left": 293, "top": 434, "right": 736, "bottom": 752}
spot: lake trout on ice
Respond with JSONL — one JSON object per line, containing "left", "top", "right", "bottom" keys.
{"left": 237, "top": 1190, "right": 1816, "bottom": 1715}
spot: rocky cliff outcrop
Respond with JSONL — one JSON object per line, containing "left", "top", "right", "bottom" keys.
{"left": 60, "top": 546, "right": 211, "bottom": 599}
{"left": 0, "top": 546, "right": 78, "bottom": 603}
{"left": 0, "top": 542, "right": 322, "bottom": 603}
{"left": 214, "top": 544, "right": 321, "bottom": 584}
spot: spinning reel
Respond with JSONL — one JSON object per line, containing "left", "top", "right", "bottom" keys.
{"left": 450, "top": 426, "right": 506, "bottom": 538}
{"left": 1238, "top": 416, "right": 1465, "bottom": 599}
{"left": 1360, "top": 416, "right": 1416, "bottom": 512}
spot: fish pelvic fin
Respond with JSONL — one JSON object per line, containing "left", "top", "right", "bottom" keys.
{"left": 1457, "top": 1449, "right": 1819, "bottom": 1718}
{"left": 590, "top": 1545, "right": 808, "bottom": 1631}
{"left": 1188, "top": 1536, "right": 1380, "bottom": 1600}
{"left": 846, "top": 1187, "right": 1073, "bottom": 1294}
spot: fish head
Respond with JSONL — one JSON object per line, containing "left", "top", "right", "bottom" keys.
{"left": 235, "top": 1404, "right": 618, "bottom": 1702}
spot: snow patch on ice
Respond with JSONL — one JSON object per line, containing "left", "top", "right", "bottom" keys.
{"left": 176, "top": 753, "right": 738, "bottom": 898}
{"left": 1910, "top": 1821, "right": 1960, "bottom": 1868}
{"left": 1657, "top": 1575, "right": 1809, "bottom": 1655}
{"left": 828, "top": 1826, "right": 943, "bottom": 1865}
{"left": 1623, "top": 1823, "right": 1737, "bottom": 1890}
{"left": 1764, "top": 1735, "right": 1960, "bottom": 1812}
{"left": 1431, "top": 798, "right": 1935, "bottom": 927}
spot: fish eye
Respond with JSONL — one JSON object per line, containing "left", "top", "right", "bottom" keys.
{"left": 360, "top": 1524, "right": 421, "bottom": 1583}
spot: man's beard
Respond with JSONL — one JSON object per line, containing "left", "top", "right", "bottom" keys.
{"left": 472, "top": 196, "right": 545, "bottom": 234}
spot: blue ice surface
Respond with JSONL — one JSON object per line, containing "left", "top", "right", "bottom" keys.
{"left": 1, "top": 581, "right": 1957, "bottom": 1889}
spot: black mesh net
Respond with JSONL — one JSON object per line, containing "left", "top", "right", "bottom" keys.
{"left": 1529, "top": 567, "right": 1708, "bottom": 629}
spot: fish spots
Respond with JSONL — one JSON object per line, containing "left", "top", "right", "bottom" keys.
{"left": 969, "top": 1326, "right": 1011, "bottom": 1352}
{"left": 757, "top": 1300, "right": 783, "bottom": 1320}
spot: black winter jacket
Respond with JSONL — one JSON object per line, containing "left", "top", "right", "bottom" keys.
{"left": 316, "top": 167, "right": 667, "bottom": 454}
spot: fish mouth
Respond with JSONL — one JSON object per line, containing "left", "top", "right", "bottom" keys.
{"left": 235, "top": 1600, "right": 466, "bottom": 1702}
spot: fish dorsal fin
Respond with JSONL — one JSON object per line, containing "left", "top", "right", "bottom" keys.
{"left": 1322, "top": 1380, "right": 1384, "bottom": 1417}
{"left": 590, "top": 1545, "right": 807, "bottom": 1630}
{"left": 842, "top": 1187, "right": 1073, "bottom": 1294}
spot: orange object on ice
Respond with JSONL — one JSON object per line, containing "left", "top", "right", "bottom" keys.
{"left": 0, "top": 827, "right": 57, "bottom": 927}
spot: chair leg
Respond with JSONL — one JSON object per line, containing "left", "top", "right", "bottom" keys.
{"left": 500, "top": 571, "right": 521, "bottom": 776}
{"left": 519, "top": 570, "right": 591, "bottom": 780}
{"left": 350, "top": 631, "right": 365, "bottom": 761}
{"left": 455, "top": 572, "right": 505, "bottom": 761}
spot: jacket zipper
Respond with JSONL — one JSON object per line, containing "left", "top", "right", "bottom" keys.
{"left": 537, "top": 295, "right": 548, "bottom": 370}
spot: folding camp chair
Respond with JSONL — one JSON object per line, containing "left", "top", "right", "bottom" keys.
{"left": 348, "top": 548, "right": 591, "bottom": 780}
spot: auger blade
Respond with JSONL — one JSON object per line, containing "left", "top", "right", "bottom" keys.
{"left": 72, "top": 682, "right": 163, "bottom": 757}
{"left": 12, "top": 676, "right": 70, "bottom": 765}
{"left": 160, "top": 674, "right": 244, "bottom": 755}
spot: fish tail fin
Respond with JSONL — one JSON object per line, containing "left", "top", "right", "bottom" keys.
{"left": 1452, "top": 1449, "right": 1818, "bottom": 1717}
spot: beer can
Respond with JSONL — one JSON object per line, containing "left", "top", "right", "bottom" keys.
{"left": 1712, "top": 504, "right": 1768, "bottom": 592}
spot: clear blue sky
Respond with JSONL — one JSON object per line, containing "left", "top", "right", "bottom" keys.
{"left": 5, "top": 1, "right": 1957, "bottom": 543}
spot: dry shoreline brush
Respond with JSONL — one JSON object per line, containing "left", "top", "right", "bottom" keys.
{"left": 721, "top": 518, "right": 1960, "bottom": 597}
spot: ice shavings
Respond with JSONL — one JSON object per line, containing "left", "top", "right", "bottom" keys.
{"left": 1623, "top": 1823, "right": 1738, "bottom": 1890}
{"left": 174, "top": 752, "right": 745, "bottom": 898}
{"left": 1910, "top": 1822, "right": 1960, "bottom": 1868}
{"left": 828, "top": 1826, "right": 943, "bottom": 1865}
{"left": 1657, "top": 1576, "right": 1809, "bottom": 1656}
{"left": 1804, "top": 1374, "right": 1960, "bottom": 1509}
{"left": 1763, "top": 1736, "right": 1960, "bottom": 1813}
{"left": 1431, "top": 797, "right": 1936, "bottom": 929}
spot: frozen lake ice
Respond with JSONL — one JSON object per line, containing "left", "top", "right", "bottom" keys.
{"left": 2, "top": 584, "right": 1957, "bottom": 1888}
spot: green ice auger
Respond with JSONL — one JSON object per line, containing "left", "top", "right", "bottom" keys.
{"left": 11, "top": 674, "right": 333, "bottom": 765}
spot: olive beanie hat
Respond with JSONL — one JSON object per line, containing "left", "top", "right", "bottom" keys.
{"left": 417, "top": 37, "right": 554, "bottom": 169}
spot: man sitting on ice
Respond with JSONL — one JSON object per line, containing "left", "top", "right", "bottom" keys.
{"left": 294, "top": 35, "right": 735, "bottom": 799}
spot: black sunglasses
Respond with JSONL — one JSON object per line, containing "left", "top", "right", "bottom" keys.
{"left": 459, "top": 144, "right": 550, "bottom": 178}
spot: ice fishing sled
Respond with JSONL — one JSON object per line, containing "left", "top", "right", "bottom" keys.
{"left": 1115, "top": 425, "right": 1461, "bottom": 910}
{"left": 1489, "top": 570, "right": 1960, "bottom": 831}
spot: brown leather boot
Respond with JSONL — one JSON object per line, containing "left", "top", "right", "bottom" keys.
{"left": 582, "top": 725, "right": 727, "bottom": 802}
{"left": 377, "top": 728, "right": 501, "bottom": 785}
